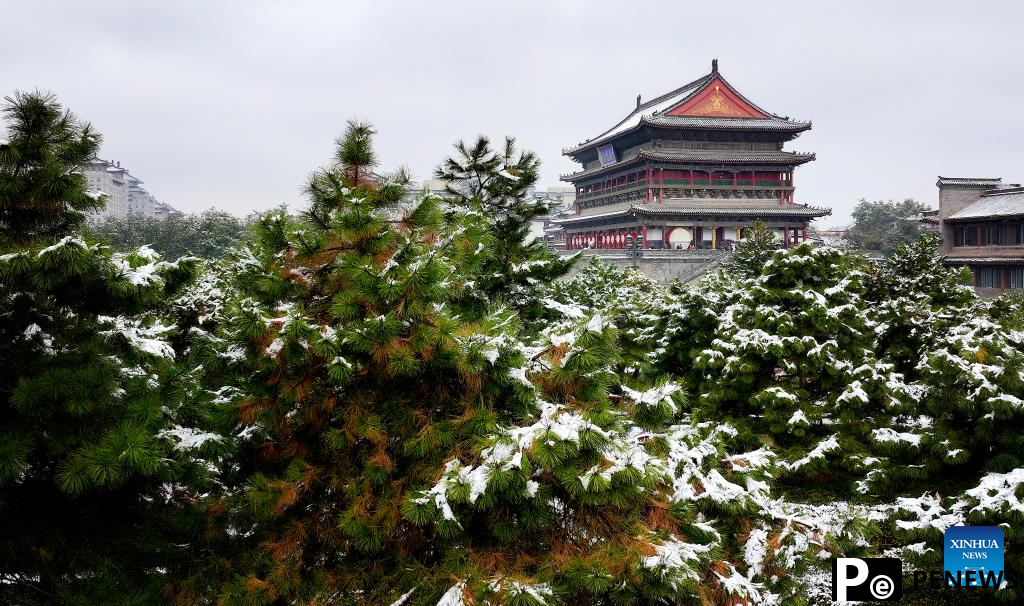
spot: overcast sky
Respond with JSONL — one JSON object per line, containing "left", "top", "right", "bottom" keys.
{"left": 4, "top": 0, "right": 1022, "bottom": 226}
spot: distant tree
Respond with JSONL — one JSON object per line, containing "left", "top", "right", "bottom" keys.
{"left": 845, "top": 198, "right": 929, "bottom": 254}
{"left": 0, "top": 90, "right": 104, "bottom": 247}
{"left": 88, "top": 209, "right": 252, "bottom": 259}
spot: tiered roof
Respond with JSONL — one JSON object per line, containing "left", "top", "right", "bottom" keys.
{"left": 564, "top": 149, "right": 815, "bottom": 181}
{"left": 564, "top": 60, "right": 810, "bottom": 156}
{"left": 554, "top": 199, "right": 830, "bottom": 226}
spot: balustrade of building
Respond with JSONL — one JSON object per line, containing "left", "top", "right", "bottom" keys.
{"left": 573, "top": 168, "right": 795, "bottom": 211}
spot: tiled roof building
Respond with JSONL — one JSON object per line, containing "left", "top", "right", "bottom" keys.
{"left": 556, "top": 60, "right": 829, "bottom": 250}
{"left": 937, "top": 177, "right": 1024, "bottom": 292}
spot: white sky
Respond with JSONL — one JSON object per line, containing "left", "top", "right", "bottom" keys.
{"left": 4, "top": 0, "right": 1022, "bottom": 226}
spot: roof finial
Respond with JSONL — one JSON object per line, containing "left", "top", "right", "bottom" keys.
{"left": 636, "top": 94, "right": 642, "bottom": 108}
{"left": 712, "top": 58, "right": 718, "bottom": 73}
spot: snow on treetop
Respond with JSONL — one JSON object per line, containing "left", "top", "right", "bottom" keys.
{"left": 893, "top": 493, "right": 965, "bottom": 531}
{"left": 787, "top": 409, "right": 809, "bottom": 425}
{"left": 540, "top": 297, "right": 587, "bottom": 319}
{"left": 964, "top": 468, "right": 1024, "bottom": 516}
{"left": 436, "top": 581, "right": 466, "bottom": 606}
{"left": 36, "top": 235, "right": 88, "bottom": 257}
{"left": 22, "top": 323, "right": 56, "bottom": 355}
{"left": 135, "top": 245, "right": 160, "bottom": 261}
{"left": 723, "top": 448, "right": 775, "bottom": 472}
{"left": 387, "top": 587, "right": 416, "bottom": 606}
{"left": 871, "top": 427, "right": 922, "bottom": 447}
{"left": 714, "top": 562, "right": 780, "bottom": 605}
{"left": 158, "top": 425, "right": 225, "bottom": 451}
{"left": 744, "top": 527, "right": 770, "bottom": 578}
{"left": 642, "top": 537, "right": 712, "bottom": 583}
{"left": 503, "top": 581, "right": 553, "bottom": 603}
{"left": 781, "top": 435, "right": 839, "bottom": 471}
{"left": 98, "top": 316, "right": 175, "bottom": 358}
{"left": 112, "top": 252, "right": 163, "bottom": 286}
{"left": 836, "top": 380, "right": 869, "bottom": 405}
{"left": 621, "top": 382, "right": 682, "bottom": 413}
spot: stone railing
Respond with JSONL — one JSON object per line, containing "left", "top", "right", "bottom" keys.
{"left": 553, "top": 248, "right": 732, "bottom": 260}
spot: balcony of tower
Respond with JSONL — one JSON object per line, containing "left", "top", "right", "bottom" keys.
{"left": 571, "top": 167, "right": 797, "bottom": 210}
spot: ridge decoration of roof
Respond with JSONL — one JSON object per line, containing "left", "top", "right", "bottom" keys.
{"left": 564, "top": 59, "right": 810, "bottom": 155}
{"left": 936, "top": 176, "right": 1005, "bottom": 188}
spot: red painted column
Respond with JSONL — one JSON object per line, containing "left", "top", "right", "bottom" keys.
{"left": 642, "top": 225, "right": 648, "bottom": 249}
{"left": 802, "top": 228, "right": 808, "bottom": 242}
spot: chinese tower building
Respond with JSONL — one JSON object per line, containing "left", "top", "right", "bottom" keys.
{"left": 558, "top": 60, "right": 830, "bottom": 250}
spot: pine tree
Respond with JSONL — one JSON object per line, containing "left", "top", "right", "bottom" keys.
{"left": 193, "top": 125, "right": 832, "bottom": 605}
{"left": 0, "top": 91, "right": 104, "bottom": 247}
{"left": 864, "top": 237, "right": 1024, "bottom": 599}
{"left": 0, "top": 92, "right": 212, "bottom": 604}
{"left": 729, "top": 220, "right": 780, "bottom": 277}
{"left": 656, "top": 243, "right": 903, "bottom": 485}
{"left": 435, "top": 136, "right": 576, "bottom": 321}
{"left": 540, "top": 258, "right": 668, "bottom": 377}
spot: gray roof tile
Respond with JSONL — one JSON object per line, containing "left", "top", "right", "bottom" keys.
{"left": 947, "top": 187, "right": 1024, "bottom": 221}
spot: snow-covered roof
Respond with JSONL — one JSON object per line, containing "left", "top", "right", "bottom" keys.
{"left": 947, "top": 187, "right": 1024, "bottom": 222}
{"left": 564, "top": 61, "right": 809, "bottom": 156}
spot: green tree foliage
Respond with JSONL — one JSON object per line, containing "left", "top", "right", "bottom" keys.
{"left": 88, "top": 209, "right": 252, "bottom": 259}
{"left": 864, "top": 238, "right": 1024, "bottom": 599}
{"left": 0, "top": 91, "right": 104, "bottom": 246}
{"left": 6, "top": 94, "right": 1023, "bottom": 604}
{"left": 989, "top": 290, "right": 1024, "bottom": 331}
{"left": 435, "top": 136, "right": 576, "bottom": 320}
{"left": 0, "top": 93, "right": 220, "bottom": 604}
{"left": 652, "top": 233, "right": 1024, "bottom": 601}
{"left": 845, "top": 198, "right": 929, "bottom": 255}
{"left": 730, "top": 220, "right": 780, "bottom": 277}
{"left": 656, "top": 244, "right": 898, "bottom": 483}
{"left": 540, "top": 258, "right": 668, "bottom": 376}
{"left": 184, "top": 125, "right": 834, "bottom": 606}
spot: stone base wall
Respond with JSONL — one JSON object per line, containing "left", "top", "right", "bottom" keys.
{"left": 558, "top": 250, "right": 727, "bottom": 283}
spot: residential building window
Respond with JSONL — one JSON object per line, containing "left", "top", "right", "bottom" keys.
{"left": 954, "top": 226, "right": 978, "bottom": 246}
{"left": 1009, "top": 267, "right": 1024, "bottom": 289}
{"left": 976, "top": 267, "right": 1001, "bottom": 288}
{"left": 981, "top": 225, "right": 1000, "bottom": 246}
